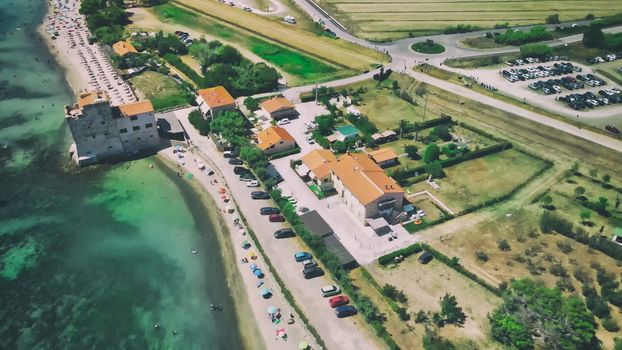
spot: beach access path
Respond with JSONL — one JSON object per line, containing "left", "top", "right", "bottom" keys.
{"left": 172, "top": 108, "right": 383, "bottom": 350}
{"left": 159, "top": 139, "right": 318, "bottom": 350}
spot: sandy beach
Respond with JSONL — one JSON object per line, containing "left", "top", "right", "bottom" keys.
{"left": 39, "top": 0, "right": 135, "bottom": 106}
{"left": 158, "top": 137, "right": 319, "bottom": 350}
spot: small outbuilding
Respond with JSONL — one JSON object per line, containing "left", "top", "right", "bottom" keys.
{"left": 261, "top": 97, "right": 298, "bottom": 120}
{"left": 368, "top": 148, "right": 398, "bottom": 168}
{"left": 156, "top": 111, "right": 186, "bottom": 141}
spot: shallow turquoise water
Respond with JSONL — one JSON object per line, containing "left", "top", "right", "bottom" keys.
{"left": 0, "top": 1, "right": 245, "bottom": 348}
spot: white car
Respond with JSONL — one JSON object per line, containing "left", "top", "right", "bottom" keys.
{"left": 246, "top": 180, "right": 260, "bottom": 187}
{"left": 306, "top": 135, "right": 315, "bottom": 144}
{"left": 416, "top": 210, "right": 426, "bottom": 217}
{"left": 277, "top": 118, "right": 290, "bottom": 125}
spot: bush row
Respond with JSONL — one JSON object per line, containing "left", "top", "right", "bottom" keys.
{"left": 162, "top": 53, "right": 203, "bottom": 87}
{"left": 268, "top": 147, "right": 301, "bottom": 160}
{"left": 269, "top": 189, "right": 400, "bottom": 350}
{"left": 394, "top": 115, "right": 452, "bottom": 134}
{"left": 378, "top": 243, "right": 423, "bottom": 266}
{"left": 421, "top": 244, "right": 503, "bottom": 296}
{"left": 360, "top": 268, "right": 406, "bottom": 320}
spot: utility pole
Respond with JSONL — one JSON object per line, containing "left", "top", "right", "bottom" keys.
{"left": 315, "top": 84, "right": 318, "bottom": 105}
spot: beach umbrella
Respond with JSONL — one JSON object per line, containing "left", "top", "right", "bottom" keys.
{"left": 261, "top": 288, "right": 271, "bottom": 298}
{"left": 267, "top": 306, "right": 278, "bottom": 315}
{"left": 298, "top": 341, "right": 310, "bottom": 350}
{"left": 249, "top": 263, "right": 258, "bottom": 271}
{"left": 253, "top": 268, "right": 264, "bottom": 278}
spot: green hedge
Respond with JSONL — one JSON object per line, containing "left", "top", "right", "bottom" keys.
{"left": 421, "top": 244, "right": 502, "bottom": 296}
{"left": 163, "top": 53, "right": 204, "bottom": 87}
{"left": 393, "top": 115, "right": 452, "bottom": 134}
{"left": 268, "top": 147, "right": 301, "bottom": 160}
{"left": 378, "top": 243, "right": 423, "bottom": 266}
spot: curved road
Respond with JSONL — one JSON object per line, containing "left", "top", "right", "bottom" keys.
{"left": 279, "top": 0, "right": 622, "bottom": 153}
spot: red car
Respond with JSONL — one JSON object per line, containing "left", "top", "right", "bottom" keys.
{"left": 269, "top": 214, "right": 286, "bottom": 222}
{"left": 328, "top": 295, "right": 349, "bottom": 308}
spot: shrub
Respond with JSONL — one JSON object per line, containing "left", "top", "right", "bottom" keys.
{"left": 440, "top": 293, "right": 466, "bottom": 326}
{"left": 404, "top": 145, "right": 419, "bottom": 159}
{"left": 188, "top": 109, "right": 210, "bottom": 135}
{"left": 519, "top": 43, "right": 553, "bottom": 58}
{"left": 423, "top": 144, "right": 440, "bottom": 163}
{"left": 603, "top": 318, "right": 620, "bottom": 332}
{"left": 415, "top": 310, "right": 428, "bottom": 324}
{"left": 497, "top": 239, "right": 511, "bottom": 251}
{"left": 476, "top": 251, "right": 489, "bottom": 262}
{"left": 549, "top": 263, "right": 568, "bottom": 277}
{"left": 546, "top": 14, "right": 560, "bottom": 24}
{"left": 423, "top": 329, "right": 456, "bottom": 350}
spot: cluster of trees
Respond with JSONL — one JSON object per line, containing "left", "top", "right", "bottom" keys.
{"left": 142, "top": 31, "right": 188, "bottom": 56}
{"left": 346, "top": 114, "right": 378, "bottom": 138}
{"left": 443, "top": 24, "right": 481, "bottom": 34}
{"left": 490, "top": 279, "right": 597, "bottom": 350}
{"left": 583, "top": 26, "right": 622, "bottom": 50}
{"left": 80, "top": 0, "right": 129, "bottom": 44}
{"left": 423, "top": 144, "right": 444, "bottom": 178}
{"left": 190, "top": 40, "right": 280, "bottom": 96}
{"left": 495, "top": 27, "right": 553, "bottom": 46}
{"left": 188, "top": 109, "right": 209, "bottom": 135}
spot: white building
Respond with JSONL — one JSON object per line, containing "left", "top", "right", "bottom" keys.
{"left": 65, "top": 91, "right": 159, "bottom": 166}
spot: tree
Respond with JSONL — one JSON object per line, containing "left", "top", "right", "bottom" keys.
{"left": 546, "top": 14, "right": 560, "bottom": 24}
{"left": 210, "top": 111, "right": 247, "bottom": 140}
{"left": 244, "top": 96, "right": 260, "bottom": 111}
{"left": 415, "top": 310, "right": 429, "bottom": 324}
{"left": 430, "top": 124, "right": 452, "bottom": 141}
{"left": 589, "top": 168, "right": 598, "bottom": 178}
{"left": 595, "top": 196, "right": 609, "bottom": 212}
{"left": 425, "top": 160, "right": 444, "bottom": 178}
{"left": 476, "top": 251, "right": 489, "bottom": 262}
{"left": 602, "top": 318, "right": 620, "bottom": 332}
{"left": 583, "top": 26, "right": 605, "bottom": 48}
{"left": 188, "top": 109, "right": 210, "bottom": 135}
{"left": 398, "top": 119, "right": 409, "bottom": 137}
{"left": 404, "top": 145, "right": 419, "bottom": 159}
{"left": 497, "top": 239, "right": 511, "bottom": 251}
{"left": 490, "top": 279, "right": 597, "bottom": 350}
{"left": 423, "top": 144, "right": 440, "bottom": 163}
{"left": 439, "top": 293, "right": 466, "bottom": 326}
{"left": 422, "top": 329, "right": 456, "bottom": 350}
{"left": 540, "top": 194, "right": 553, "bottom": 208}
{"left": 574, "top": 186, "right": 586, "bottom": 197}
{"left": 615, "top": 338, "right": 622, "bottom": 350}
{"left": 315, "top": 115, "right": 335, "bottom": 136}
{"left": 580, "top": 209, "right": 592, "bottom": 224}
{"left": 603, "top": 174, "right": 611, "bottom": 184}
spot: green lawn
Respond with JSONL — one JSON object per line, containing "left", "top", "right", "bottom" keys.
{"left": 129, "top": 71, "right": 190, "bottom": 111}
{"left": 411, "top": 42, "right": 445, "bottom": 54}
{"left": 410, "top": 149, "right": 549, "bottom": 213}
{"left": 152, "top": 3, "right": 354, "bottom": 85}
{"left": 355, "top": 87, "right": 420, "bottom": 131}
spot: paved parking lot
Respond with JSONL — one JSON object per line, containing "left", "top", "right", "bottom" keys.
{"left": 451, "top": 61, "right": 622, "bottom": 120}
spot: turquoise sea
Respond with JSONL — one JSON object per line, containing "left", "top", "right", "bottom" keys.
{"left": 0, "top": 1, "right": 249, "bottom": 348}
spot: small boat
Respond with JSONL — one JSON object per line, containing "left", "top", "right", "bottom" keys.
{"left": 191, "top": 249, "right": 198, "bottom": 254}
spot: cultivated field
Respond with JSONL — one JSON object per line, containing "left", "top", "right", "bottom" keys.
{"left": 129, "top": 71, "right": 190, "bottom": 110}
{"left": 410, "top": 149, "right": 550, "bottom": 213}
{"left": 316, "top": 0, "right": 622, "bottom": 40}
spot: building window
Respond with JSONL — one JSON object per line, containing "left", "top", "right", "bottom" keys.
{"left": 119, "top": 128, "right": 128, "bottom": 134}
{"left": 133, "top": 126, "right": 140, "bottom": 131}
{"left": 130, "top": 116, "right": 138, "bottom": 121}
{"left": 145, "top": 123, "right": 153, "bottom": 128}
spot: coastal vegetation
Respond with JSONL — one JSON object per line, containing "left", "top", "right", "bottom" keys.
{"left": 80, "top": 0, "right": 130, "bottom": 44}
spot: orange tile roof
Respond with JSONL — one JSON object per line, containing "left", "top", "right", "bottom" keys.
{"left": 330, "top": 153, "right": 403, "bottom": 205}
{"left": 118, "top": 100, "right": 154, "bottom": 117}
{"left": 301, "top": 149, "right": 337, "bottom": 179}
{"left": 112, "top": 40, "right": 138, "bottom": 57}
{"left": 78, "top": 91, "right": 109, "bottom": 108}
{"left": 257, "top": 126, "right": 295, "bottom": 150}
{"left": 261, "top": 97, "right": 295, "bottom": 114}
{"left": 198, "top": 86, "right": 235, "bottom": 109}
{"left": 368, "top": 148, "right": 398, "bottom": 163}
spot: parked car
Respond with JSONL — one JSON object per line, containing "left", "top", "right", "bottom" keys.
{"left": 239, "top": 173, "right": 257, "bottom": 181}
{"left": 302, "top": 259, "right": 317, "bottom": 268}
{"left": 335, "top": 305, "right": 357, "bottom": 318}
{"left": 251, "top": 191, "right": 270, "bottom": 200}
{"left": 273, "top": 228, "right": 295, "bottom": 239}
{"left": 294, "top": 252, "right": 312, "bottom": 262}
{"left": 260, "top": 207, "right": 280, "bottom": 215}
{"left": 303, "top": 266, "right": 324, "bottom": 279}
{"left": 605, "top": 125, "right": 620, "bottom": 134}
{"left": 228, "top": 158, "right": 243, "bottom": 165}
{"left": 277, "top": 118, "right": 290, "bottom": 125}
{"left": 246, "top": 180, "right": 260, "bottom": 187}
{"left": 321, "top": 285, "right": 341, "bottom": 297}
{"left": 269, "top": 214, "right": 286, "bottom": 222}
{"left": 328, "top": 295, "right": 350, "bottom": 308}
{"left": 418, "top": 252, "right": 433, "bottom": 264}
{"left": 233, "top": 166, "right": 249, "bottom": 175}
{"left": 223, "top": 150, "right": 236, "bottom": 158}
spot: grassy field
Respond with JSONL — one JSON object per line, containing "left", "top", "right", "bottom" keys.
{"left": 173, "top": 0, "right": 387, "bottom": 69}
{"left": 359, "top": 258, "right": 502, "bottom": 349}
{"left": 150, "top": 3, "right": 359, "bottom": 85}
{"left": 317, "top": 0, "right": 622, "bottom": 40}
{"left": 459, "top": 36, "right": 508, "bottom": 49}
{"left": 129, "top": 71, "right": 190, "bottom": 110}
{"left": 595, "top": 61, "right": 622, "bottom": 85}
{"left": 410, "top": 149, "right": 549, "bottom": 212}
{"left": 432, "top": 205, "right": 622, "bottom": 349}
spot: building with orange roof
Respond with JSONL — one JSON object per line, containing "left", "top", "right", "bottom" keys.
{"left": 65, "top": 91, "right": 159, "bottom": 166}
{"left": 196, "top": 86, "right": 236, "bottom": 119}
{"left": 260, "top": 97, "right": 298, "bottom": 120}
{"left": 296, "top": 150, "right": 404, "bottom": 224}
{"left": 256, "top": 126, "right": 296, "bottom": 155}
{"left": 112, "top": 40, "right": 138, "bottom": 57}
{"left": 368, "top": 148, "right": 399, "bottom": 168}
